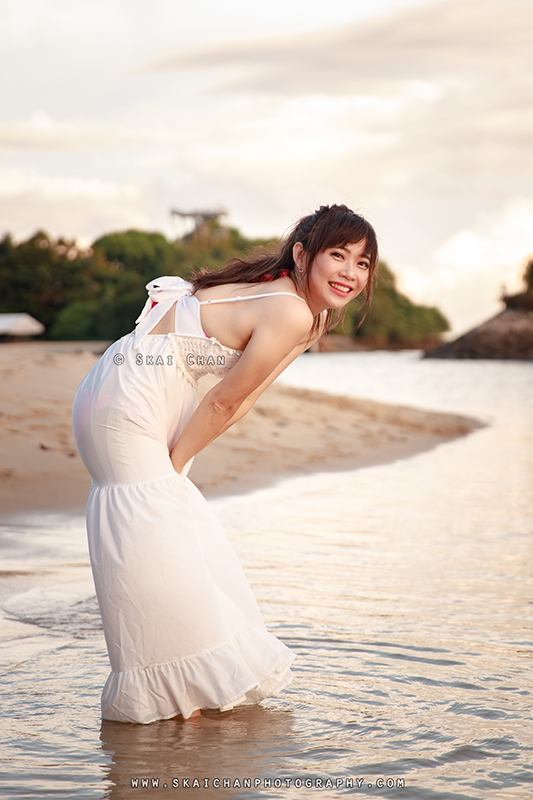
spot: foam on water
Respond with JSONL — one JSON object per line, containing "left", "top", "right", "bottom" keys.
{"left": 1, "top": 352, "right": 532, "bottom": 798}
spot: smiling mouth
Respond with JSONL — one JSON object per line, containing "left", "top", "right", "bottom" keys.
{"left": 329, "top": 282, "right": 352, "bottom": 294}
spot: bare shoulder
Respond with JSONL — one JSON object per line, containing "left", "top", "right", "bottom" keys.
{"left": 261, "top": 292, "right": 314, "bottom": 326}
{"left": 245, "top": 293, "right": 313, "bottom": 353}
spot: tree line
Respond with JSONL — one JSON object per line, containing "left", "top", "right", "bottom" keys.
{"left": 0, "top": 225, "right": 449, "bottom": 345}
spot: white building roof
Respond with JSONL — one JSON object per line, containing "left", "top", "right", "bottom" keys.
{"left": 0, "top": 313, "right": 45, "bottom": 336}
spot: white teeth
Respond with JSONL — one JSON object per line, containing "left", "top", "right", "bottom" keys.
{"left": 330, "top": 282, "right": 351, "bottom": 293}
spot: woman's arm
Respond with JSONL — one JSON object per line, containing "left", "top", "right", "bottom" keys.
{"left": 214, "top": 307, "right": 328, "bottom": 434}
{"left": 188, "top": 334, "right": 311, "bottom": 450}
{"left": 170, "top": 299, "right": 314, "bottom": 473}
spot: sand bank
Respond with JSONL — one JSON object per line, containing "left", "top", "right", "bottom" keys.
{"left": 0, "top": 342, "right": 481, "bottom": 517}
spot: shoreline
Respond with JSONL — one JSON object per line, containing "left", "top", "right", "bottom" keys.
{"left": 0, "top": 342, "right": 482, "bottom": 520}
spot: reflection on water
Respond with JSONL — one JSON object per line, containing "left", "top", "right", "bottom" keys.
{"left": 100, "top": 706, "right": 295, "bottom": 799}
{"left": 0, "top": 353, "right": 532, "bottom": 798}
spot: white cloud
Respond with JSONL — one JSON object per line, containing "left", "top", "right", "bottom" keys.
{"left": 0, "top": 114, "right": 178, "bottom": 151}
{"left": 122, "top": 0, "right": 533, "bottom": 217}
{"left": 0, "top": 169, "right": 157, "bottom": 241}
{"left": 0, "top": 169, "right": 140, "bottom": 200}
{"left": 435, "top": 198, "right": 533, "bottom": 289}
{"left": 397, "top": 198, "right": 533, "bottom": 332}
{"left": 141, "top": 0, "right": 532, "bottom": 97}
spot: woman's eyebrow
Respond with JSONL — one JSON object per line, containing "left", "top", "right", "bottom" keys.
{"left": 335, "top": 244, "right": 371, "bottom": 259}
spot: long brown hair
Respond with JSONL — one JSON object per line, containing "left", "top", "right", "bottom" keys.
{"left": 190, "top": 204, "right": 379, "bottom": 338}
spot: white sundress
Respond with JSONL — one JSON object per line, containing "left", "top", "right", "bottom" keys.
{"left": 72, "top": 277, "right": 302, "bottom": 723}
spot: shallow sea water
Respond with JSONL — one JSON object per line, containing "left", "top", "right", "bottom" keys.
{"left": 1, "top": 352, "right": 532, "bottom": 799}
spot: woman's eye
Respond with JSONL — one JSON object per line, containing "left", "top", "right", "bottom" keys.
{"left": 359, "top": 262, "right": 370, "bottom": 269}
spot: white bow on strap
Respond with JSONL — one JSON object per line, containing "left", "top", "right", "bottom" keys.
{"left": 134, "top": 276, "right": 194, "bottom": 349}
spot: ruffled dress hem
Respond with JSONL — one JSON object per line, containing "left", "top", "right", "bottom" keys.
{"left": 101, "top": 620, "right": 294, "bottom": 724}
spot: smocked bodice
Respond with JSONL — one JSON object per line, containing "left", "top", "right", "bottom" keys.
{"left": 169, "top": 334, "right": 242, "bottom": 383}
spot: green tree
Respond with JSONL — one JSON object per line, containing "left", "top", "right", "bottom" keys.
{"left": 0, "top": 231, "right": 100, "bottom": 329}
{"left": 523, "top": 258, "right": 533, "bottom": 293}
{"left": 0, "top": 226, "right": 450, "bottom": 345}
{"left": 93, "top": 230, "right": 175, "bottom": 281}
{"left": 49, "top": 270, "right": 147, "bottom": 340}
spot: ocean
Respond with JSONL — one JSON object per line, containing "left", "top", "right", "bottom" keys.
{"left": 1, "top": 351, "right": 532, "bottom": 799}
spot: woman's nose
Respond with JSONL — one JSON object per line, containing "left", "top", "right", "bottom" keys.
{"left": 340, "top": 259, "right": 356, "bottom": 278}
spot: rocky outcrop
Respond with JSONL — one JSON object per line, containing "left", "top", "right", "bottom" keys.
{"left": 424, "top": 307, "right": 533, "bottom": 360}
{"left": 426, "top": 258, "right": 533, "bottom": 360}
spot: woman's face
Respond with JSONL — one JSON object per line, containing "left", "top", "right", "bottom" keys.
{"left": 294, "top": 240, "right": 371, "bottom": 314}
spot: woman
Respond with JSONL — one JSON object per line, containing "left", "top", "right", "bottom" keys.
{"left": 72, "top": 204, "right": 378, "bottom": 724}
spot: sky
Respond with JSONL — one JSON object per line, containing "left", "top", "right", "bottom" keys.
{"left": 1, "top": 0, "right": 532, "bottom": 333}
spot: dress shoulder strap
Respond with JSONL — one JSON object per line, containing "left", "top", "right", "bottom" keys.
{"left": 197, "top": 291, "right": 307, "bottom": 306}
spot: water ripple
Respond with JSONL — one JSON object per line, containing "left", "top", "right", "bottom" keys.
{"left": 1, "top": 354, "right": 532, "bottom": 798}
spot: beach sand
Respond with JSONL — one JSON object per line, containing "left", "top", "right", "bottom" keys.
{"left": 0, "top": 341, "right": 480, "bottom": 517}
